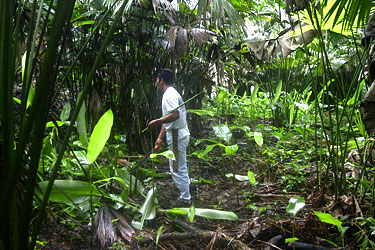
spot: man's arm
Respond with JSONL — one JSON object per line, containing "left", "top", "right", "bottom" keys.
{"left": 148, "top": 110, "right": 179, "bottom": 129}
{"left": 155, "top": 124, "right": 166, "bottom": 147}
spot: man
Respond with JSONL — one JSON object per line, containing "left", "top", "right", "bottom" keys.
{"left": 148, "top": 68, "right": 191, "bottom": 205}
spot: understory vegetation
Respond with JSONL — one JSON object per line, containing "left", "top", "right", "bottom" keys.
{"left": 1, "top": 0, "right": 375, "bottom": 249}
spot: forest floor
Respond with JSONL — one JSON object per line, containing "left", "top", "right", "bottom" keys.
{"left": 37, "top": 131, "right": 371, "bottom": 250}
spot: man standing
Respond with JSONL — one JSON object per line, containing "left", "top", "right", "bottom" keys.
{"left": 148, "top": 68, "right": 191, "bottom": 205}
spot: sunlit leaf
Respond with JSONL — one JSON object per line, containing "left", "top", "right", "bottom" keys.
{"left": 285, "top": 237, "right": 299, "bottom": 243}
{"left": 223, "top": 144, "right": 238, "bottom": 156}
{"left": 254, "top": 132, "right": 263, "bottom": 146}
{"left": 188, "top": 204, "right": 196, "bottom": 222}
{"left": 138, "top": 187, "right": 158, "bottom": 229}
{"left": 213, "top": 124, "right": 232, "bottom": 143}
{"left": 161, "top": 208, "right": 238, "bottom": 221}
{"left": 226, "top": 173, "right": 248, "bottom": 181}
{"left": 150, "top": 149, "right": 175, "bottom": 160}
{"left": 314, "top": 211, "right": 342, "bottom": 227}
{"left": 248, "top": 170, "right": 256, "bottom": 185}
{"left": 87, "top": 109, "right": 113, "bottom": 163}
{"left": 46, "top": 121, "right": 64, "bottom": 128}
{"left": 156, "top": 225, "right": 163, "bottom": 246}
{"left": 13, "top": 97, "right": 21, "bottom": 104}
{"left": 287, "top": 197, "right": 305, "bottom": 216}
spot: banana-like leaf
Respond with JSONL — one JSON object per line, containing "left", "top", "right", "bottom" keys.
{"left": 213, "top": 124, "right": 232, "bottom": 143}
{"left": 134, "top": 187, "right": 158, "bottom": 230}
{"left": 37, "top": 180, "right": 102, "bottom": 204}
{"left": 161, "top": 208, "right": 238, "bottom": 221}
{"left": 87, "top": 109, "right": 113, "bottom": 163}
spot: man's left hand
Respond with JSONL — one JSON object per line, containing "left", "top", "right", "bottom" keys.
{"left": 148, "top": 119, "right": 160, "bottom": 129}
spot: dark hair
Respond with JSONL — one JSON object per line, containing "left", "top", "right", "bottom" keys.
{"left": 157, "top": 68, "right": 173, "bottom": 86}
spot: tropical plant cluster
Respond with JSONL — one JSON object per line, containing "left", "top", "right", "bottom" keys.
{"left": 1, "top": 0, "right": 375, "bottom": 249}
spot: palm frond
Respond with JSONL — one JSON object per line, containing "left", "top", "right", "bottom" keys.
{"left": 175, "top": 27, "right": 189, "bottom": 55}
{"left": 190, "top": 28, "right": 216, "bottom": 47}
{"left": 198, "top": 0, "right": 246, "bottom": 37}
{"left": 324, "top": 0, "right": 373, "bottom": 30}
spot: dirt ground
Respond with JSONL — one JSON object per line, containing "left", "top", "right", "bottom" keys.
{"left": 37, "top": 150, "right": 365, "bottom": 250}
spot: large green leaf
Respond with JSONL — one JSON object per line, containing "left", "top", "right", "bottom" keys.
{"left": 314, "top": 211, "right": 342, "bottom": 227}
{"left": 87, "top": 109, "right": 113, "bottom": 163}
{"left": 133, "top": 187, "right": 158, "bottom": 230}
{"left": 37, "top": 180, "right": 102, "bottom": 205}
{"left": 161, "top": 208, "right": 238, "bottom": 221}
{"left": 213, "top": 124, "right": 232, "bottom": 143}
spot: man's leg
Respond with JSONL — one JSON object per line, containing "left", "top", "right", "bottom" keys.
{"left": 170, "top": 136, "right": 191, "bottom": 200}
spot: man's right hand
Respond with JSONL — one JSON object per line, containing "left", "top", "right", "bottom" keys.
{"left": 154, "top": 138, "right": 164, "bottom": 149}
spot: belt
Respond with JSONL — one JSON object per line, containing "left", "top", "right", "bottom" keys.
{"left": 172, "top": 129, "right": 179, "bottom": 172}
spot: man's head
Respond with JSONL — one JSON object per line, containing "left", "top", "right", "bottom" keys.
{"left": 157, "top": 68, "right": 173, "bottom": 86}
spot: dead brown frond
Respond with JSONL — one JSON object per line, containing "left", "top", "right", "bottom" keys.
{"left": 94, "top": 203, "right": 136, "bottom": 249}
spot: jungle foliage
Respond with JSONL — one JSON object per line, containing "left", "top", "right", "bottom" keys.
{"left": 1, "top": 0, "right": 375, "bottom": 249}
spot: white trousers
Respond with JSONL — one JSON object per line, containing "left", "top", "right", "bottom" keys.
{"left": 168, "top": 135, "right": 191, "bottom": 200}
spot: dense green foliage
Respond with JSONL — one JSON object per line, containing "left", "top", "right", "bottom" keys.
{"left": 1, "top": 0, "right": 375, "bottom": 249}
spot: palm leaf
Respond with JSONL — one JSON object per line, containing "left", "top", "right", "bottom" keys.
{"left": 190, "top": 28, "right": 216, "bottom": 47}
{"left": 166, "top": 26, "right": 179, "bottom": 48}
{"left": 175, "top": 27, "right": 189, "bottom": 55}
{"left": 324, "top": 0, "right": 373, "bottom": 30}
